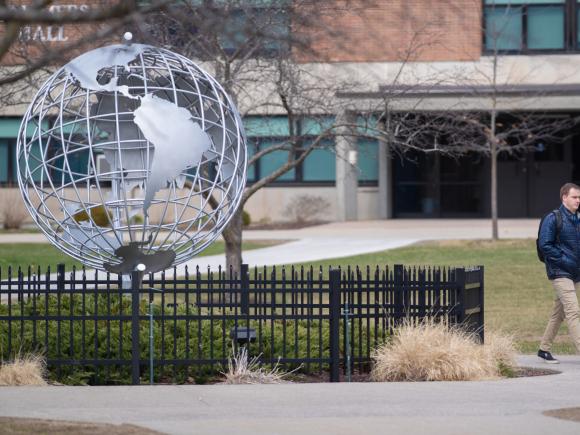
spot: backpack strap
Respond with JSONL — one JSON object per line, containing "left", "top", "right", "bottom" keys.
{"left": 553, "top": 209, "right": 562, "bottom": 243}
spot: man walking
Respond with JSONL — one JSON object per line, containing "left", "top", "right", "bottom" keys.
{"left": 538, "top": 182, "right": 580, "bottom": 363}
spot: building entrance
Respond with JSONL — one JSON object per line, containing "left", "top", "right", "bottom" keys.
{"left": 498, "top": 141, "right": 571, "bottom": 217}
{"left": 392, "top": 142, "right": 572, "bottom": 218}
{"left": 393, "top": 152, "right": 487, "bottom": 218}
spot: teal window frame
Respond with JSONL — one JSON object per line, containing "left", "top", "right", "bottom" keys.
{"left": 0, "top": 139, "right": 12, "bottom": 184}
{"left": 219, "top": 6, "right": 290, "bottom": 57}
{"left": 357, "top": 139, "right": 379, "bottom": 184}
{"left": 483, "top": 0, "right": 573, "bottom": 53}
{"left": 244, "top": 115, "right": 380, "bottom": 187}
{"left": 302, "top": 139, "right": 335, "bottom": 182}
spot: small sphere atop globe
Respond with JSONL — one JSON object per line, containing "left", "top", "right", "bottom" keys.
{"left": 17, "top": 38, "right": 247, "bottom": 272}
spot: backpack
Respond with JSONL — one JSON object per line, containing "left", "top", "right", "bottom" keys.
{"left": 536, "top": 209, "right": 562, "bottom": 263}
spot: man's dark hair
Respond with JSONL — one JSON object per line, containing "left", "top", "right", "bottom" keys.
{"left": 560, "top": 183, "right": 580, "bottom": 200}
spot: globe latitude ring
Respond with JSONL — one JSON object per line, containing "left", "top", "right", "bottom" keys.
{"left": 16, "top": 41, "right": 247, "bottom": 273}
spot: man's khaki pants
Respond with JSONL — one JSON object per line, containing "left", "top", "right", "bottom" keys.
{"left": 540, "top": 278, "right": 580, "bottom": 353}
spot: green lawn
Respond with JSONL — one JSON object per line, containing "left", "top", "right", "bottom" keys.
{"left": 0, "top": 240, "right": 282, "bottom": 273}
{"left": 0, "top": 238, "right": 571, "bottom": 354}
{"left": 290, "top": 239, "right": 572, "bottom": 354}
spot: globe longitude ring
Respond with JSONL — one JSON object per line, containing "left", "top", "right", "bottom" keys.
{"left": 17, "top": 39, "right": 247, "bottom": 274}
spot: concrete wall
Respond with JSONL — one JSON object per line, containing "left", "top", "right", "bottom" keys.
{"left": 243, "top": 185, "right": 380, "bottom": 223}
{"left": 4, "top": 184, "right": 381, "bottom": 227}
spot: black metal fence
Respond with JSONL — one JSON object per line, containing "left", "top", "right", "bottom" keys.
{"left": 0, "top": 263, "right": 484, "bottom": 384}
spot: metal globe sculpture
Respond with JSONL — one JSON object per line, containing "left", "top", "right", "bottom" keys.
{"left": 17, "top": 37, "right": 247, "bottom": 273}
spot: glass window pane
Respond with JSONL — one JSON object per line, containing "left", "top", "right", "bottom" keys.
{"left": 24, "top": 140, "right": 44, "bottom": 183}
{"left": 11, "top": 141, "right": 17, "bottom": 184}
{"left": 263, "top": 9, "right": 290, "bottom": 53}
{"left": 303, "top": 143, "right": 335, "bottom": 182}
{"left": 51, "top": 146, "right": 89, "bottom": 186}
{"left": 244, "top": 116, "right": 290, "bottom": 136}
{"left": 259, "top": 139, "right": 295, "bottom": 181}
{"left": 357, "top": 139, "right": 378, "bottom": 182}
{"left": 440, "top": 154, "right": 483, "bottom": 182}
{"left": 247, "top": 140, "right": 257, "bottom": 181}
{"left": 394, "top": 184, "right": 438, "bottom": 216}
{"left": 0, "top": 140, "right": 8, "bottom": 183}
{"left": 219, "top": 10, "right": 246, "bottom": 53}
{"left": 485, "top": 6, "right": 522, "bottom": 50}
{"left": 395, "top": 152, "right": 437, "bottom": 183}
{"left": 528, "top": 6, "right": 564, "bottom": 49}
{"left": 577, "top": 7, "right": 580, "bottom": 46}
{"left": 440, "top": 184, "right": 482, "bottom": 214}
{"left": 486, "top": 0, "right": 563, "bottom": 4}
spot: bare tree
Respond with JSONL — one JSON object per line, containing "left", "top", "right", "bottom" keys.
{"left": 134, "top": 0, "right": 380, "bottom": 270}
{"left": 350, "top": 1, "right": 578, "bottom": 237}
{"left": 441, "top": 1, "right": 577, "bottom": 239}
{"left": 0, "top": 0, "right": 172, "bottom": 90}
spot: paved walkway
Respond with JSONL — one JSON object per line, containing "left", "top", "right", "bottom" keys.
{"left": 1, "top": 219, "right": 540, "bottom": 271}
{"left": 0, "top": 355, "right": 579, "bottom": 435}
{"left": 2, "top": 219, "right": 575, "bottom": 435}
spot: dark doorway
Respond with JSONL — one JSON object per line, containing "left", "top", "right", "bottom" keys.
{"left": 498, "top": 141, "right": 571, "bottom": 217}
{"left": 393, "top": 152, "right": 487, "bottom": 217}
{"left": 392, "top": 142, "right": 572, "bottom": 218}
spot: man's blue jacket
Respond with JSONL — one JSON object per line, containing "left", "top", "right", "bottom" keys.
{"left": 539, "top": 204, "right": 580, "bottom": 282}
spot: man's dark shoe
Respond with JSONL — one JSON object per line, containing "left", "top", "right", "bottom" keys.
{"left": 538, "top": 349, "right": 559, "bottom": 364}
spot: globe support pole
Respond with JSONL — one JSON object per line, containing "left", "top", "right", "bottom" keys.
{"left": 131, "top": 269, "right": 144, "bottom": 385}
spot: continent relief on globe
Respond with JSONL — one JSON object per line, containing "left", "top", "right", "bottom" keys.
{"left": 65, "top": 44, "right": 213, "bottom": 219}
{"left": 133, "top": 94, "right": 212, "bottom": 215}
{"left": 72, "top": 205, "right": 112, "bottom": 227}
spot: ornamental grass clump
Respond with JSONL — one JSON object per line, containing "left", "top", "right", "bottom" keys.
{"left": 0, "top": 354, "right": 47, "bottom": 386}
{"left": 370, "top": 320, "right": 516, "bottom": 382}
{"left": 221, "top": 346, "right": 293, "bottom": 384}
{"left": 482, "top": 330, "right": 518, "bottom": 377}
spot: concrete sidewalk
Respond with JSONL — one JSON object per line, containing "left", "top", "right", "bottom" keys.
{"left": 1, "top": 219, "right": 573, "bottom": 435}
{"left": 0, "top": 219, "right": 540, "bottom": 270}
{"left": 0, "top": 355, "right": 578, "bottom": 435}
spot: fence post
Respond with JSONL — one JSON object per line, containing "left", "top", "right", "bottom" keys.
{"left": 455, "top": 268, "right": 465, "bottom": 326}
{"left": 56, "top": 263, "right": 65, "bottom": 292}
{"left": 17, "top": 268, "right": 24, "bottom": 303}
{"left": 394, "top": 264, "right": 404, "bottom": 326}
{"left": 478, "top": 266, "right": 485, "bottom": 343}
{"left": 329, "top": 268, "right": 341, "bottom": 382}
{"left": 240, "top": 263, "right": 249, "bottom": 315}
{"left": 131, "top": 270, "right": 142, "bottom": 385}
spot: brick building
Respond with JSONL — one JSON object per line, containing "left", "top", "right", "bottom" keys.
{"left": 2, "top": 0, "right": 580, "bottom": 222}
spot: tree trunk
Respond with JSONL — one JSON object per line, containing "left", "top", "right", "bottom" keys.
{"left": 222, "top": 207, "right": 243, "bottom": 274}
{"left": 490, "top": 108, "right": 499, "bottom": 241}
{"left": 490, "top": 48, "right": 499, "bottom": 241}
{"left": 491, "top": 146, "right": 499, "bottom": 240}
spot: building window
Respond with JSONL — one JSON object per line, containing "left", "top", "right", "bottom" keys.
{"left": 393, "top": 152, "right": 485, "bottom": 217}
{"left": 484, "top": 0, "right": 571, "bottom": 52}
{"left": 357, "top": 139, "right": 379, "bottom": 184}
{"left": 0, "top": 139, "right": 15, "bottom": 185}
{"left": 257, "top": 138, "right": 296, "bottom": 182}
{"left": 151, "top": 1, "right": 291, "bottom": 59}
{"left": 302, "top": 139, "right": 335, "bottom": 182}
{"left": 247, "top": 136, "right": 333, "bottom": 185}
{"left": 245, "top": 116, "right": 380, "bottom": 186}
{"left": 220, "top": 6, "right": 290, "bottom": 57}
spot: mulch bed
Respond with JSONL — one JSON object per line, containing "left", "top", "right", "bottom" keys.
{"left": 514, "top": 366, "right": 560, "bottom": 378}
{"left": 544, "top": 407, "right": 580, "bottom": 423}
{"left": 0, "top": 417, "right": 162, "bottom": 435}
{"left": 286, "top": 366, "right": 560, "bottom": 383}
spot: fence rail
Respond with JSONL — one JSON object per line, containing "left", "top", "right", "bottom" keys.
{"left": 0, "top": 263, "right": 484, "bottom": 384}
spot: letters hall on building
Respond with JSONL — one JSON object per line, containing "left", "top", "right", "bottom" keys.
{"left": 2, "top": 0, "right": 580, "bottom": 222}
